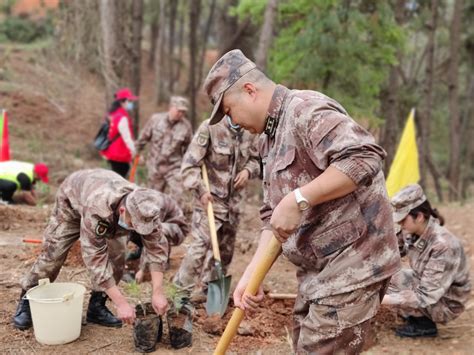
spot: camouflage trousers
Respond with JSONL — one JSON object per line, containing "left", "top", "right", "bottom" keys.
{"left": 21, "top": 213, "right": 126, "bottom": 292}
{"left": 173, "top": 206, "right": 237, "bottom": 289}
{"left": 387, "top": 268, "right": 463, "bottom": 323}
{"left": 148, "top": 168, "right": 184, "bottom": 205}
{"left": 293, "top": 279, "right": 389, "bottom": 354}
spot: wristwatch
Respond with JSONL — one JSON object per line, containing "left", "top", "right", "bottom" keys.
{"left": 294, "top": 188, "right": 310, "bottom": 211}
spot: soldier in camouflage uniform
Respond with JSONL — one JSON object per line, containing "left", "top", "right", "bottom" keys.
{"left": 173, "top": 115, "right": 260, "bottom": 297}
{"left": 135, "top": 96, "right": 193, "bottom": 204}
{"left": 202, "top": 49, "right": 401, "bottom": 353}
{"left": 383, "top": 184, "right": 471, "bottom": 338}
{"left": 13, "top": 169, "right": 188, "bottom": 330}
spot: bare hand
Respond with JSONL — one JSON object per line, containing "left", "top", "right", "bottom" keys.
{"left": 270, "top": 192, "right": 302, "bottom": 243}
{"left": 116, "top": 302, "right": 136, "bottom": 324}
{"left": 135, "top": 270, "right": 144, "bottom": 283}
{"left": 152, "top": 292, "right": 169, "bottom": 316}
{"left": 381, "top": 294, "right": 397, "bottom": 306}
{"left": 234, "top": 169, "right": 250, "bottom": 190}
{"left": 21, "top": 191, "right": 37, "bottom": 206}
{"left": 233, "top": 276, "right": 264, "bottom": 313}
{"left": 199, "top": 192, "right": 214, "bottom": 208}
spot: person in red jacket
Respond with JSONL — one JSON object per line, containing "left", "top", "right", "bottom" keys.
{"left": 101, "top": 88, "right": 138, "bottom": 178}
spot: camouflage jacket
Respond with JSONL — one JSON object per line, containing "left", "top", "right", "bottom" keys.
{"left": 260, "top": 85, "right": 401, "bottom": 301}
{"left": 392, "top": 217, "right": 471, "bottom": 309}
{"left": 136, "top": 113, "right": 193, "bottom": 176}
{"left": 181, "top": 118, "right": 260, "bottom": 208}
{"left": 58, "top": 169, "right": 185, "bottom": 290}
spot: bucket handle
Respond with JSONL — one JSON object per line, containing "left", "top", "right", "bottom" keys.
{"left": 25, "top": 292, "right": 75, "bottom": 303}
{"left": 24, "top": 278, "right": 75, "bottom": 303}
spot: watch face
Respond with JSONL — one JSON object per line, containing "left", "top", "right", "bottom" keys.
{"left": 298, "top": 201, "right": 310, "bottom": 211}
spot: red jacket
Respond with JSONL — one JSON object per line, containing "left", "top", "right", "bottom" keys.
{"left": 101, "top": 107, "right": 134, "bottom": 163}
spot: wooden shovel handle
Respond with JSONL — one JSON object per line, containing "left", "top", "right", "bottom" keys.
{"left": 129, "top": 155, "right": 140, "bottom": 183}
{"left": 201, "top": 164, "right": 221, "bottom": 262}
{"left": 214, "top": 235, "right": 282, "bottom": 355}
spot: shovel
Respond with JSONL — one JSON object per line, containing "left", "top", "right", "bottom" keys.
{"left": 201, "top": 164, "right": 232, "bottom": 317}
{"left": 129, "top": 155, "right": 140, "bottom": 183}
{"left": 215, "top": 234, "right": 282, "bottom": 354}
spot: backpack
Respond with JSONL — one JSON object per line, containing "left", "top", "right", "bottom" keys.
{"left": 93, "top": 116, "right": 119, "bottom": 151}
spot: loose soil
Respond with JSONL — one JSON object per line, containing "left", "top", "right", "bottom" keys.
{"left": 0, "top": 45, "right": 473, "bottom": 354}
{"left": 1, "top": 201, "right": 473, "bottom": 354}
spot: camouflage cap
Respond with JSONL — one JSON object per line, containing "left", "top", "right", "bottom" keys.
{"left": 203, "top": 49, "right": 256, "bottom": 125}
{"left": 391, "top": 184, "right": 427, "bottom": 223}
{"left": 125, "top": 188, "right": 162, "bottom": 235}
{"left": 170, "top": 96, "right": 189, "bottom": 111}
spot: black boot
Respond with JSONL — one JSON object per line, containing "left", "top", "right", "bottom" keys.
{"left": 13, "top": 290, "right": 32, "bottom": 330}
{"left": 395, "top": 316, "right": 438, "bottom": 338}
{"left": 86, "top": 291, "right": 122, "bottom": 328}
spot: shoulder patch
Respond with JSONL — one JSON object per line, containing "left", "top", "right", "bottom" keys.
{"left": 95, "top": 220, "right": 110, "bottom": 237}
{"left": 197, "top": 131, "right": 210, "bottom": 147}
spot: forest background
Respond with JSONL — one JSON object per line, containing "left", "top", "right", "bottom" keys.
{"left": 0, "top": 0, "right": 473, "bottom": 202}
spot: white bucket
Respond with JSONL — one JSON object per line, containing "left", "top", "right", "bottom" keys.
{"left": 25, "top": 279, "right": 86, "bottom": 345}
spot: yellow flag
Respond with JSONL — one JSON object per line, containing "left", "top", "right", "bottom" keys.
{"left": 386, "top": 108, "right": 420, "bottom": 197}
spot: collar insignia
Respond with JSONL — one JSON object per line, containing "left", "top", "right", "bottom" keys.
{"left": 264, "top": 116, "right": 279, "bottom": 138}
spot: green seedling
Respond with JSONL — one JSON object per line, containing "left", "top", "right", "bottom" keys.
{"left": 124, "top": 280, "right": 147, "bottom": 315}
{"left": 124, "top": 280, "right": 141, "bottom": 298}
{"left": 164, "top": 281, "right": 193, "bottom": 314}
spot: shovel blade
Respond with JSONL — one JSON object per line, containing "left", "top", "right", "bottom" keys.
{"left": 206, "top": 275, "right": 232, "bottom": 317}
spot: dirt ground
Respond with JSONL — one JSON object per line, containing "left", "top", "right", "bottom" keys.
{"left": 1, "top": 199, "right": 473, "bottom": 354}
{"left": 1, "top": 44, "right": 473, "bottom": 354}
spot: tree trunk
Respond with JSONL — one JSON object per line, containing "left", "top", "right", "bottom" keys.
{"left": 168, "top": 0, "right": 178, "bottom": 94}
{"left": 99, "top": 0, "right": 118, "bottom": 104}
{"left": 154, "top": 0, "right": 168, "bottom": 104}
{"left": 99, "top": 0, "right": 125, "bottom": 105}
{"left": 380, "top": 0, "right": 406, "bottom": 174}
{"left": 175, "top": 4, "right": 185, "bottom": 85}
{"left": 461, "top": 111, "right": 474, "bottom": 200}
{"left": 447, "top": 0, "right": 464, "bottom": 200}
{"left": 188, "top": 0, "right": 201, "bottom": 129}
{"left": 426, "top": 152, "right": 444, "bottom": 202}
{"left": 380, "top": 66, "right": 401, "bottom": 174}
{"left": 131, "top": 0, "right": 144, "bottom": 136}
{"left": 148, "top": 9, "right": 159, "bottom": 70}
{"left": 197, "top": 0, "right": 217, "bottom": 89}
{"left": 219, "top": 18, "right": 253, "bottom": 57}
{"left": 255, "top": 0, "right": 279, "bottom": 71}
{"left": 217, "top": 0, "right": 255, "bottom": 59}
{"left": 461, "top": 87, "right": 474, "bottom": 199}
{"left": 55, "top": 0, "right": 101, "bottom": 71}
{"left": 419, "top": 0, "right": 438, "bottom": 189}
{"left": 461, "top": 44, "right": 474, "bottom": 199}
